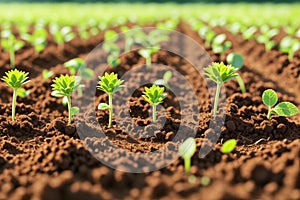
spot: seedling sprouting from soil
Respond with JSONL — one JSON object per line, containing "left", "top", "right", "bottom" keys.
{"left": 204, "top": 62, "right": 238, "bottom": 118}
{"left": 21, "top": 29, "right": 48, "bottom": 53}
{"left": 154, "top": 71, "right": 172, "bottom": 90}
{"left": 1, "top": 30, "right": 25, "bottom": 68}
{"left": 256, "top": 25, "right": 279, "bottom": 51}
{"left": 221, "top": 139, "right": 237, "bottom": 153}
{"left": 51, "top": 75, "right": 81, "bottom": 124}
{"left": 142, "top": 84, "right": 166, "bottom": 123}
{"left": 262, "top": 89, "right": 299, "bottom": 120}
{"left": 179, "top": 137, "right": 196, "bottom": 174}
{"left": 138, "top": 47, "right": 159, "bottom": 68}
{"left": 198, "top": 26, "right": 216, "bottom": 47}
{"left": 97, "top": 72, "right": 124, "bottom": 128}
{"left": 42, "top": 69, "right": 54, "bottom": 80}
{"left": 279, "top": 36, "right": 300, "bottom": 61}
{"left": 242, "top": 26, "right": 257, "bottom": 40}
{"left": 1, "top": 69, "right": 30, "bottom": 121}
{"left": 103, "top": 30, "right": 121, "bottom": 67}
{"left": 212, "top": 34, "right": 232, "bottom": 57}
{"left": 49, "top": 24, "right": 75, "bottom": 50}
{"left": 226, "top": 52, "right": 246, "bottom": 93}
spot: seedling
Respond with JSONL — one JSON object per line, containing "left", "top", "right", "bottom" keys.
{"left": 198, "top": 26, "right": 216, "bottom": 47}
{"left": 51, "top": 75, "right": 81, "bottom": 124}
{"left": 178, "top": 137, "right": 196, "bottom": 174}
{"left": 63, "top": 58, "right": 94, "bottom": 78}
{"left": 49, "top": 24, "right": 75, "bottom": 50}
{"left": 204, "top": 62, "right": 238, "bottom": 118}
{"left": 1, "top": 69, "right": 30, "bottom": 121}
{"left": 138, "top": 47, "right": 159, "bottom": 68}
{"left": 121, "top": 26, "right": 145, "bottom": 52}
{"left": 142, "top": 84, "right": 166, "bottom": 123}
{"left": 154, "top": 71, "right": 172, "bottom": 90}
{"left": 226, "top": 53, "right": 246, "bottom": 93}
{"left": 262, "top": 89, "right": 299, "bottom": 120}
{"left": 97, "top": 72, "right": 124, "bottom": 128}
{"left": 103, "top": 30, "right": 121, "bottom": 67}
{"left": 221, "top": 139, "right": 237, "bottom": 153}
{"left": 279, "top": 36, "right": 300, "bottom": 61}
{"left": 21, "top": 29, "right": 48, "bottom": 53}
{"left": 212, "top": 34, "right": 232, "bottom": 57}
{"left": 256, "top": 25, "right": 279, "bottom": 51}
{"left": 1, "top": 30, "right": 25, "bottom": 68}
{"left": 242, "top": 26, "right": 257, "bottom": 40}
{"left": 42, "top": 69, "right": 54, "bottom": 80}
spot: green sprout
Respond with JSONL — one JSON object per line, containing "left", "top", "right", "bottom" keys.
{"left": 49, "top": 24, "right": 75, "bottom": 50}
{"left": 63, "top": 58, "right": 94, "bottom": 78}
{"left": 262, "top": 89, "right": 299, "bottom": 120}
{"left": 198, "top": 26, "right": 216, "bottom": 47}
{"left": 1, "top": 69, "right": 30, "bottom": 121}
{"left": 138, "top": 47, "right": 159, "bottom": 68}
{"left": 204, "top": 62, "right": 238, "bottom": 118}
{"left": 212, "top": 34, "right": 232, "bottom": 57}
{"left": 242, "top": 26, "right": 257, "bottom": 40}
{"left": 42, "top": 69, "right": 54, "bottom": 80}
{"left": 179, "top": 137, "right": 196, "bottom": 174}
{"left": 97, "top": 72, "right": 124, "bottom": 128}
{"left": 221, "top": 139, "right": 237, "bottom": 154}
{"left": 142, "top": 84, "right": 166, "bottom": 123}
{"left": 279, "top": 36, "right": 300, "bottom": 61}
{"left": 1, "top": 30, "right": 25, "bottom": 68}
{"left": 154, "top": 71, "right": 172, "bottom": 90}
{"left": 51, "top": 75, "right": 81, "bottom": 124}
{"left": 256, "top": 25, "right": 279, "bottom": 51}
{"left": 226, "top": 52, "right": 246, "bottom": 93}
{"left": 21, "top": 28, "right": 48, "bottom": 53}
{"left": 103, "top": 30, "right": 121, "bottom": 67}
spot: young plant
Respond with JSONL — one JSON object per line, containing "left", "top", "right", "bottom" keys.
{"left": 138, "top": 47, "right": 159, "bottom": 68}
{"left": 204, "top": 62, "right": 238, "bottom": 118}
{"left": 97, "top": 72, "right": 124, "bottom": 128}
{"left": 212, "top": 34, "right": 232, "bottom": 57}
{"left": 242, "top": 26, "right": 257, "bottom": 40}
{"left": 42, "top": 69, "right": 54, "bottom": 80}
{"left": 21, "top": 28, "right": 48, "bottom": 53}
{"left": 262, "top": 89, "right": 299, "bottom": 120}
{"left": 1, "top": 30, "right": 25, "bottom": 68}
{"left": 1, "top": 69, "right": 30, "bottom": 121}
{"left": 256, "top": 25, "right": 279, "bottom": 51}
{"left": 226, "top": 52, "right": 246, "bottom": 93}
{"left": 63, "top": 58, "right": 94, "bottom": 78}
{"left": 154, "top": 71, "right": 172, "bottom": 90}
{"left": 279, "top": 36, "right": 300, "bottom": 61}
{"left": 221, "top": 139, "right": 237, "bottom": 154}
{"left": 178, "top": 137, "right": 196, "bottom": 174}
{"left": 51, "top": 75, "right": 81, "bottom": 124}
{"left": 142, "top": 84, "right": 166, "bottom": 123}
{"left": 198, "top": 26, "right": 216, "bottom": 47}
{"left": 49, "top": 24, "right": 75, "bottom": 50}
{"left": 103, "top": 30, "right": 121, "bottom": 67}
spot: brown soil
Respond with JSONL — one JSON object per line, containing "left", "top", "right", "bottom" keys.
{"left": 0, "top": 22, "right": 299, "bottom": 200}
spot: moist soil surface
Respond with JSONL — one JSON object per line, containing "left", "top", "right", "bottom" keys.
{"left": 0, "top": 22, "right": 299, "bottom": 200}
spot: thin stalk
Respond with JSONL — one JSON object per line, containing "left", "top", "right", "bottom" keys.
{"left": 213, "top": 83, "right": 221, "bottom": 118}
{"left": 288, "top": 51, "right": 293, "bottom": 61}
{"left": 12, "top": 89, "right": 17, "bottom": 121}
{"left": 236, "top": 74, "right": 246, "bottom": 93}
{"left": 267, "top": 106, "right": 272, "bottom": 120}
{"left": 67, "top": 95, "right": 72, "bottom": 124}
{"left": 10, "top": 48, "right": 15, "bottom": 69}
{"left": 152, "top": 104, "right": 157, "bottom": 123}
{"left": 146, "top": 56, "right": 151, "bottom": 68}
{"left": 184, "top": 158, "right": 191, "bottom": 174}
{"left": 108, "top": 93, "right": 113, "bottom": 128}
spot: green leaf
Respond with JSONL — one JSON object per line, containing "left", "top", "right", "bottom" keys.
{"left": 17, "top": 88, "right": 30, "bottom": 98}
{"left": 163, "top": 71, "right": 172, "bottom": 82}
{"left": 179, "top": 137, "right": 196, "bottom": 159}
{"left": 51, "top": 90, "right": 64, "bottom": 98}
{"left": 262, "top": 89, "right": 278, "bottom": 107}
{"left": 98, "top": 103, "right": 110, "bottom": 110}
{"left": 71, "top": 107, "right": 80, "bottom": 116}
{"left": 42, "top": 69, "right": 54, "bottom": 80}
{"left": 221, "top": 139, "right": 237, "bottom": 154}
{"left": 273, "top": 102, "right": 299, "bottom": 117}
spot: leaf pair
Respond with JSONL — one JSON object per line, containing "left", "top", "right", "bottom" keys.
{"left": 262, "top": 89, "right": 299, "bottom": 119}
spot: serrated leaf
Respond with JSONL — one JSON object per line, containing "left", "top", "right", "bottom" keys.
{"left": 273, "top": 102, "right": 299, "bottom": 117}
{"left": 262, "top": 89, "right": 278, "bottom": 107}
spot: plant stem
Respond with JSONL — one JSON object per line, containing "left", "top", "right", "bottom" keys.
{"left": 146, "top": 56, "right": 151, "bottom": 68}
{"left": 236, "top": 74, "right": 246, "bottom": 93}
{"left": 267, "top": 106, "right": 272, "bottom": 120}
{"left": 213, "top": 83, "right": 221, "bottom": 118}
{"left": 152, "top": 104, "right": 157, "bottom": 123}
{"left": 184, "top": 158, "right": 191, "bottom": 174}
{"left": 67, "top": 95, "right": 72, "bottom": 124}
{"left": 12, "top": 89, "right": 17, "bottom": 121}
{"left": 108, "top": 93, "right": 113, "bottom": 128}
{"left": 10, "top": 49, "right": 15, "bottom": 69}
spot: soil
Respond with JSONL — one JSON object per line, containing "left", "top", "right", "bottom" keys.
{"left": 0, "top": 22, "right": 299, "bottom": 200}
